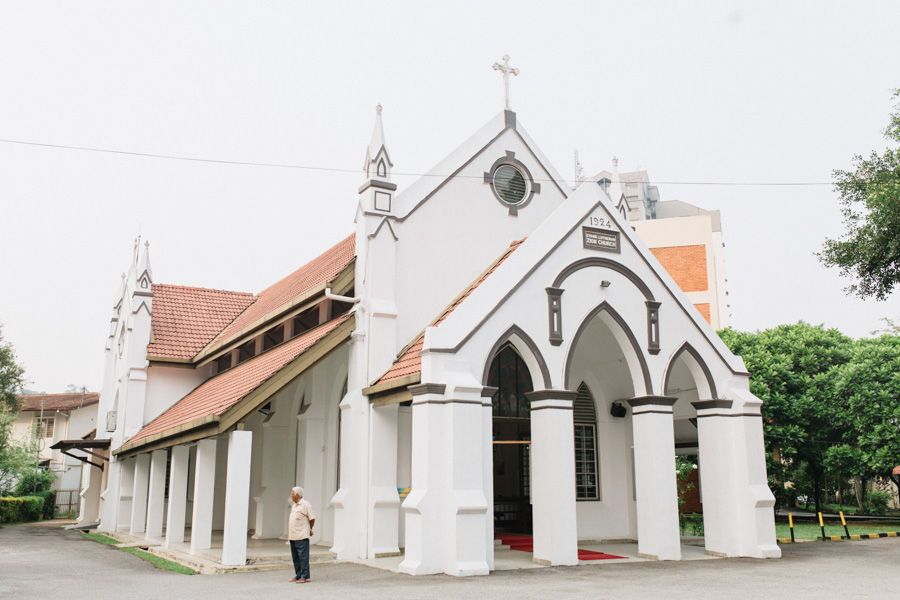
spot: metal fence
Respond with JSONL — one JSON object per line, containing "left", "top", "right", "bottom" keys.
{"left": 54, "top": 489, "right": 79, "bottom": 517}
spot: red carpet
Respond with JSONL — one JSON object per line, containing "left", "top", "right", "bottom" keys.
{"left": 496, "top": 534, "right": 624, "bottom": 561}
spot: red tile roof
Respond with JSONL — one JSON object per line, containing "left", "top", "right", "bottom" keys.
{"left": 127, "top": 313, "right": 351, "bottom": 447}
{"left": 373, "top": 239, "right": 525, "bottom": 387}
{"left": 202, "top": 235, "right": 355, "bottom": 356}
{"left": 19, "top": 392, "right": 99, "bottom": 412}
{"left": 147, "top": 284, "right": 256, "bottom": 360}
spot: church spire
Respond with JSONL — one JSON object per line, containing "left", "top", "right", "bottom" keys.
{"left": 135, "top": 240, "right": 153, "bottom": 291}
{"left": 364, "top": 103, "right": 392, "bottom": 181}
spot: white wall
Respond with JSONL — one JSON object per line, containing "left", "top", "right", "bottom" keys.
{"left": 144, "top": 364, "right": 209, "bottom": 426}
{"left": 393, "top": 125, "right": 568, "bottom": 355}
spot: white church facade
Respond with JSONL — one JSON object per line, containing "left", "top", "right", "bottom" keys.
{"left": 86, "top": 96, "right": 780, "bottom": 575}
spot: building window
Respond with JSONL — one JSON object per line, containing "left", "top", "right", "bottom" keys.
{"left": 35, "top": 416, "right": 55, "bottom": 438}
{"left": 215, "top": 353, "right": 232, "bottom": 374}
{"left": 574, "top": 382, "right": 600, "bottom": 500}
{"left": 292, "top": 306, "right": 320, "bottom": 338}
{"left": 487, "top": 345, "right": 533, "bottom": 419}
{"left": 237, "top": 339, "right": 256, "bottom": 364}
{"left": 263, "top": 324, "right": 285, "bottom": 351}
{"left": 492, "top": 164, "right": 529, "bottom": 206}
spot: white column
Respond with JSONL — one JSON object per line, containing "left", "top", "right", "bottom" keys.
{"left": 222, "top": 430, "right": 252, "bottom": 566}
{"left": 165, "top": 445, "right": 190, "bottom": 548}
{"left": 145, "top": 449, "right": 167, "bottom": 539}
{"left": 190, "top": 439, "right": 217, "bottom": 554}
{"left": 694, "top": 396, "right": 780, "bottom": 558}
{"left": 116, "top": 458, "right": 136, "bottom": 531}
{"left": 368, "top": 403, "right": 401, "bottom": 558}
{"left": 129, "top": 454, "right": 151, "bottom": 534}
{"left": 528, "top": 391, "right": 579, "bottom": 566}
{"left": 400, "top": 384, "right": 490, "bottom": 577}
{"left": 252, "top": 422, "right": 289, "bottom": 540}
{"left": 627, "top": 396, "right": 681, "bottom": 561}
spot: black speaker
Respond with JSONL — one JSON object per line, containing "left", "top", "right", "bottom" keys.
{"left": 609, "top": 401, "right": 627, "bottom": 418}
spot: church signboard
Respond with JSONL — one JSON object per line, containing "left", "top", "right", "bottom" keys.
{"left": 582, "top": 226, "right": 620, "bottom": 253}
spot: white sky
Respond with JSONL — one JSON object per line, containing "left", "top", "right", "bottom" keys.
{"left": 1, "top": 1, "right": 898, "bottom": 393}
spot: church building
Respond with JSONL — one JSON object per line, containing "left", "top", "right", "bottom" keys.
{"left": 85, "top": 74, "right": 779, "bottom": 575}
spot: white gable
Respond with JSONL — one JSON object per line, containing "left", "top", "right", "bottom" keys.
{"left": 390, "top": 110, "right": 571, "bottom": 351}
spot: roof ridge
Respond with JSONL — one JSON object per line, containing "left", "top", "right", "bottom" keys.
{"left": 19, "top": 392, "right": 98, "bottom": 398}
{"left": 152, "top": 282, "right": 256, "bottom": 297}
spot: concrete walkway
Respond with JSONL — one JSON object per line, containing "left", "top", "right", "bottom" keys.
{"left": 2, "top": 520, "right": 899, "bottom": 599}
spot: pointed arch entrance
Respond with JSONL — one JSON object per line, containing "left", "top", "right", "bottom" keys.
{"left": 486, "top": 344, "right": 534, "bottom": 534}
{"left": 563, "top": 301, "right": 650, "bottom": 544}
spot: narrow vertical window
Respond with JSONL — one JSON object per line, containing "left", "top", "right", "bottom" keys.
{"left": 646, "top": 301, "right": 661, "bottom": 355}
{"left": 546, "top": 287, "right": 564, "bottom": 346}
{"left": 574, "top": 382, "right": 600, "bottom": 500}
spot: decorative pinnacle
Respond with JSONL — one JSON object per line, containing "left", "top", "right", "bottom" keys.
{"left": 376, "top": 103, "right": 383, "bottom": 116}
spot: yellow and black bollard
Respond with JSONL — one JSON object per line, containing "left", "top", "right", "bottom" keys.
{"left": 840, "top": 511, "right": 850, "bottom": 539}
{"left": 818, "top": 511, "right": 827, "bottom": 541}
{"left": 788, "top": 512, "right": 795, "bottom": 543}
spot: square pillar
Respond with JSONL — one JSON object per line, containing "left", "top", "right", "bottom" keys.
{"left": 400, "top": 384, "right": 490, "bottom": 577}
{"left": 165, "top": 445, "right": 190, "bottom": 548}
{"left": 129, "top": 453, "right": 151, "bottom": 534}
{"left": 116, "top": 458, "right": 135, "bottom": 531}
{"left": 190, "top": 438, "right": 217, "bottom": 554}
{"left": 694, "top": 397, "right": 780, "bottom": 558}
{"left": 368, "top": 403, "right": 401, "bottom": 558}
{"left": 222, "top": 430, "right": 252, "bottom": 566}
{"left": 527, "top": 390, "right": 579, "bottom": 566}
{"left": 146, "top": 449, "right": 168, "bottom": 539}
{"left": 627, "top": 396, "right": 681, "bottom": 561}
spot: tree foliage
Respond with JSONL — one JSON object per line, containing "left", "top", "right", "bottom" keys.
{"left": 0, "top": 325, "right": 36, "bottom": 497}
{"left": 819, "top": 90, "right": 900, "bottom": 300}
{"left": 0, "top": 325, "right": 25, "bottom": 413}
{"left": 720, "top": 323, "right": 853, "bottom": 512}
{"left": 828, "top": 335, "right": 900, "bottom": 478}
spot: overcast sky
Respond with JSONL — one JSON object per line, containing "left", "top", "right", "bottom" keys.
{"left": 1, "top": 1, "right": 898, "bottom": 393}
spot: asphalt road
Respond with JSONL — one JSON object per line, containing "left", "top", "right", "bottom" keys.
{"left": 2, "top": 521, "right": 898, "bottom": 600}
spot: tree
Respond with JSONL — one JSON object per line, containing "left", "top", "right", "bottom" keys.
{"left": 819, "top": 90, "right": 900, "bottom": 300}
{"left": 0, "top": 324, "right": 26, "bottom": 413}
{"left": 720, "top": 323, "right": 853, "bottom": 513}
{"left": 829, "top": 334, "right": 900, "bottom": 504}
{"left": 0, "top": 325, "right": 32, "bottom": 496}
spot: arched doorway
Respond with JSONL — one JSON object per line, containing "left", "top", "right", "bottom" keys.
{"left": 487, "top": 344, "right": 534, "bottom": 534}
{"left": 564, "top": 303, "right": 649, "bottom": 542}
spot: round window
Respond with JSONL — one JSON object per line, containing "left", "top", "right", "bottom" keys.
{"left": 492, "top": 164, "right": 529, "bottom": 205}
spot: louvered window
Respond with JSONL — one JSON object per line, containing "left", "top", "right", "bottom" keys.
{"left": 574, "top": 382, "right": 600, "bottom": 500}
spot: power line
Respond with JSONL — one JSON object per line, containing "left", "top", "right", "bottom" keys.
{"left": 0, "top": 137, "right": 836, "bottom": 187}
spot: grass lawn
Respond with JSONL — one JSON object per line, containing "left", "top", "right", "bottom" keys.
{"left": 776, "top": 521, "right": 900, "bottom": 540}
{"left": 82, "top": 532, "right": 119, "bottom": 545}
{"left": 81, "top": 532, "right": 196, "bottom": 574}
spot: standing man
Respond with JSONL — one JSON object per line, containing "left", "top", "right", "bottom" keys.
{"left": 288, "top": 486, "right": 315, "bottom": 583}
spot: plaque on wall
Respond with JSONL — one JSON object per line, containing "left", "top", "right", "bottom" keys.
{"left": 582, "top": 226, "right": 620, "bottom": 253}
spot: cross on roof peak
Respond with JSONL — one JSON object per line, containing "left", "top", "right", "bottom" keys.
{"left": 492, "top": 54, "right": 520, "bottom": 111}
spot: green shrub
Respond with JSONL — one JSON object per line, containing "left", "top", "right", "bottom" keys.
{"left": 38, "top": 490, "right": 56, "bottom": 519}
{"left": 866, "top": 490, "right": 891, "bottom": 515}
{"left": 12, "top": 468, "right": 54, "bottom": 496}
{"left": 0, "top": 496, "right": 44, "bottom": 523}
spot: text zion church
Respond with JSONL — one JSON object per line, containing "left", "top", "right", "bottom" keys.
{"left": 76, "top": 67, "right": 780, "bottom": 575}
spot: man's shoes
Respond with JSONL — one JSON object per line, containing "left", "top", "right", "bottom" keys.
{"left": 296, "top": 579, "right": 310, "bottom": 583}
{"left": 288, "top": 578, "right": 299, "bottom": 583}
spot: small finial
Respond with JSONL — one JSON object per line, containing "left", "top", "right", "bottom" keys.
{"left": 376, "top": 103, "right": 383, "bottom": 116}
{"left": 612, "top": 156, "right": 619, "bottom": 169}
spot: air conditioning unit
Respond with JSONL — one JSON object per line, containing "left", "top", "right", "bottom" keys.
{"left": 105, "top": 411, "right": 117, "bottom": 433}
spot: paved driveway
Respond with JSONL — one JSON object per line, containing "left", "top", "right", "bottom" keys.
{"left": 2, "top": 521, "right": 897, "bottom": 600}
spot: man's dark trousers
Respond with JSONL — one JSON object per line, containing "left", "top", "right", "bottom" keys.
{"left": 290, "top": 539, "right": 310, "bottom": 580}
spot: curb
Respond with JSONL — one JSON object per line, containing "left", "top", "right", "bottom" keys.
{"left": 778, "top": 531, "right": 899, "bottom": 544}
